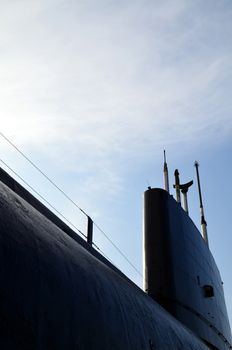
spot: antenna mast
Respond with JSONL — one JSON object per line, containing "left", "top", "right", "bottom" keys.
{"left": 194, "top": 161, "right": 209, "bottom": 246}
{"left": 174, "top": 169, "right": 181, "bottom": 204}
{"left": 163, "top": 150, "right": 169, "bottom": 193}
{"left": 179, "top": 180, "right": 193, "bottom": 215}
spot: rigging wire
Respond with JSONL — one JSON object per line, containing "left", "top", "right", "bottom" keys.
{"left": 0, "top": 159, "right": 131, "bottom": 281}
{"left": 93, "top": 222, "right": 143, "bottom": 278}
{"left": 0, "top": 159, "right": 120, "bottom": 267}
{"left": 0, "top": 131, "right": 143, "bottom": 280}
{"left": 93, "top": 242, "right": 118, "bottom": 268}
{"left": 0, "top": 157, "right": 123, "bottom": 272}
{"left": 0, "top": 132, "right": 87, "bottom": 217}
{"left": 0, "top": 159, "right": 87, "bottom": 239}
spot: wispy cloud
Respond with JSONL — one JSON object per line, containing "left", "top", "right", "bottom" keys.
{"left": 1, "top": 0, "right": 232, "bottom": 194}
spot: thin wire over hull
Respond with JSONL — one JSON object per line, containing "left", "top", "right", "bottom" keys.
{"left": 0, "top": 179, "right": 210, "bottom": 350}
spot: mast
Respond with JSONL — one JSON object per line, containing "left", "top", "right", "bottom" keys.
{"left": 194, "top": 161, "right": 209, "bottom": 246}
{"left": 179, "top": 180, "right": 193, "bottom": 215}
{"left": 163, "top": 150, "right": 169, "bottom": 193}
{"left": 174, "top": 169, "right": 181, "bottom": 204}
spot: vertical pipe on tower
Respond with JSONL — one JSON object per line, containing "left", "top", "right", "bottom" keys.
{"left": 174, "top": 169, "right": 181, "bottom": 204}
{"left": 194, "top": 161, "right": 209, "bottom": 246}
{"left": 182, "top": 190, "right": 189, "bottom": 214}
{"left": 163, "top": 150, "right": 170, "bottom": 193}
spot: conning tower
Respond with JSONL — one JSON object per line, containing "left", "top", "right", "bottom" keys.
{"left": 143, "top": 156, "right": 232, "bottom": 350}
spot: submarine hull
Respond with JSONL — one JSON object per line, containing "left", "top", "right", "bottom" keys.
{"left": 0, "top": 178, "right": 211, "bottom": 349}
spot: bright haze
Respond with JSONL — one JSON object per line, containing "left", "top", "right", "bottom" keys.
{"left": 1, "top": 0, "right": 232, "bottom": 324}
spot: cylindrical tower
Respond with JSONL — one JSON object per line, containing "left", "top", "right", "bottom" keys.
{"left": 143, "top": 187, "right": 175, "bottom": 313}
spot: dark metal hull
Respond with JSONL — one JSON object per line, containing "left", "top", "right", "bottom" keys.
{"left": 0, "top": 169, "right": 230, "bottom": 349}
{"left": 144, "top": 188, "right": 232, "bottom": 350}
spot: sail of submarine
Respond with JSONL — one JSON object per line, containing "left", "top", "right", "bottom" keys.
{"left": 144, "top": 152, "right": 231, "bottom": 349}
{"left": 0, "top": 152, "right": 231, "bottom": 349}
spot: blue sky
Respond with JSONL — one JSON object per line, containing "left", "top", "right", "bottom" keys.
{"left": 1, "top": 0, "right": 232, "bottom": 325}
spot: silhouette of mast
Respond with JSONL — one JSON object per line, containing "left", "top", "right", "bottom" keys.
{"left": 194, "top": 161, "right": 209, "bottom": 246}
{"left": 174, "top": 169, "right": 181, "bottom": 204}
{"left": 163, "top": 150, "right": 169, "bottom": 193}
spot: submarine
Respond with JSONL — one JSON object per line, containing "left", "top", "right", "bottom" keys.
{"left": 0, "top": 153, "right": 231, "bottom": 349}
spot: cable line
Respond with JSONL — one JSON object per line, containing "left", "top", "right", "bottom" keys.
{"left": 0, "top": 159, "right": 86, "bottom": 239}
{"left": 0, "top": 131, "right": 143, "bottom": 279}
{"left": 93, "top": 222, "right": 143, "bottom": 278}
{"left": 0, "top": 131, "right": 88, "bottom": 217}
{"left": 0, "top": 160, "right": 130, "bottom": 277}
{"left": 93, "top": 242, "right": 117, "bottom": 267}
{"left": 0, "top": 158, "right": 125, "bottom": 274}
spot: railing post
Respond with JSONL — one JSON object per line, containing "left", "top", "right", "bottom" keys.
{"left": 87, "top": 216, "right": 93, "bottom": 246}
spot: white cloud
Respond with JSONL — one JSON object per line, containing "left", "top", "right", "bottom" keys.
{"left": 0, "top": 0, "right": 232, "bottom": 194}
